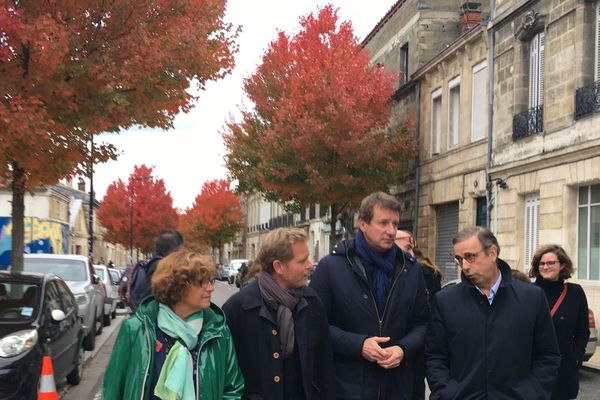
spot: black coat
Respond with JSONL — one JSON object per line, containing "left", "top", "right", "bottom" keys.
{"left": 222, "top": 280, "right": 335, "bottom": 400}
{"left": 425, "top": 260, "right": 561, "bottom": 400}
{"left": 309, "top": 240, "right": 429, "bottom": 400}
{"left": 535, "top": 279, "right": 590, "bottom": 400}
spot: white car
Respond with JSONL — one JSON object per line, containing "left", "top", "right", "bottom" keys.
{"left": 94, "top": 264, "right": 118, "bottom": 326}
{"left": 23, "top": 254, "right": 105, "bottom": 351}
{"left": 223, "top": 259, "right": 249, "bottom": 284}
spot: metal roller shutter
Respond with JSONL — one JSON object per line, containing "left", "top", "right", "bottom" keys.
{"left": 435, "top": 202, "right": 460, "bottom": 283}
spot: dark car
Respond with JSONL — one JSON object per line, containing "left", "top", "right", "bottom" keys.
{"left": 0, "top": 271, "right": 85, "bottom": 399}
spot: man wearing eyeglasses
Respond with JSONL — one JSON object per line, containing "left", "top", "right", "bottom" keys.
{"left": 425, "top": 226, "right": 560, "bottom": 399}
{"left": 310, "top": 192, "right": 429, "bottom": 399}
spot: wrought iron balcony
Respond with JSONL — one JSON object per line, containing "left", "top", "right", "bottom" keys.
{"left": 575, "top": 80, "right": 600, "bottom": 119}
{"left": 512, "top": 105, "right": 543, "bottom": 140}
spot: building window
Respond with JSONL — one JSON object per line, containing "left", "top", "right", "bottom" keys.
{"left": 524, "top": 194, "right": 540, "bottom": 271}
{"left": 471, "top": 61, "right": 487, "bottom": 141}
{"left": 476, "top": 197, "right": 487, "bottom": 227}
{"left": 448, "top": 76, "right": 460, "bottom": 149}
{"left": 578, "top": 184, "right": 600, "bottom": 280}
{"left": 431, "top": 89, "right": 442, "bottom": 156}
{"left": 529, "top": 32, "right": 545, "bottom": 109}
{"left": 400, "top": 43, "right": 409, "bottom": 85}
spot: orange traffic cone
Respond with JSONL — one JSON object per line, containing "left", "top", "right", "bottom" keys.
{"left": 38, "top": 355, "right": 58, "bottom": 400}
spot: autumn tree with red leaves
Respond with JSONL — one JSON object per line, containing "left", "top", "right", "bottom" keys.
{"left": 96, "top": 165, "right": 179, "bottom": 258}
{"left": 180, "top": 179, "right": 244, "bottom": 262}
{"left": 0, "top": 1, "right": 238, "bottom": 271}
{"left": 224, "top": 5, "right": 415, "bottom": 246}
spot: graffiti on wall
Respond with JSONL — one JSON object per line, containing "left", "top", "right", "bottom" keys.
{"left": 0, "top": 217, "right": 69, "bottom": 269}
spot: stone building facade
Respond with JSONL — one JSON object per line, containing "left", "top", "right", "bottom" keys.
{"left": 490, "top": 0, "right": 600, "bottom": 312}
{"left": 413, "top": 25, "right": 490, "bottom": 282}
{"left": 362, "top": 0, "right": 490, "bottom": 233}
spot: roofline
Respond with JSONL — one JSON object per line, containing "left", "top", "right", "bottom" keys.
{"left": 411, "top": 24, "right": 486, "bottom": 80}
{"left": 361, "top": 0, "right": 408, "bottom": 46}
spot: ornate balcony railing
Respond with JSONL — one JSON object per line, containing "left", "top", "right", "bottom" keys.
{"left": 513, "top": 105, "right": 544, "bottom": 140}
{"left": 575, "top": 80, "right": 600, "bottom": 119}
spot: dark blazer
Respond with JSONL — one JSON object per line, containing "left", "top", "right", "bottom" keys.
{"left": 223, "top": 280, "right": 335, "bottom": 400}
{"left": 309, "top": 240, "right": 429, "bottom": 400}
{"left": 535, "top": 279, "right": 590, "bottom": 400}
{"left": 425, "top": 260, "right": 561, "bottom": 400}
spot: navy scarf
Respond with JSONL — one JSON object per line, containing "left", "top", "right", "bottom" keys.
{"left": 354, "top": 230, "right": 398, "bottom": 313}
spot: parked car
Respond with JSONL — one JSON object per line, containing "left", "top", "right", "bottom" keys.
{"left": 442, "top": 278, "right": 598, "bottom": 362}
{"left": 0, "top": 271, "right": 85, "bottom": 399}
{"left": 216, "top": 264, "right": 228, "bottom": 281}
{"left": 584, "top": 308, "right": 597, "bottom": 362}
{"left": 223, "top": 259, "right": 249, "bottom": 284}
{"left": 23, "top": 254, "right": 104, "bottom": 351}
{"left": 93, "top": 265, "right": 119, "bottom": 325}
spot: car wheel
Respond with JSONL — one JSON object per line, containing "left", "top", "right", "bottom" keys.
{"left": 83, "top": 314, "right": 96, "bottom": 351}
{"left": 96, "top": 311, "right": 103, "bottom": 335}
{"left": 66, "top": 346, "right": 84, "bottom": 385}
{"left": 103, "top": 313, "right": 111, "bottom": 326}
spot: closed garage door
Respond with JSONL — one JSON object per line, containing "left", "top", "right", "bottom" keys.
{"left": 435, "top": 202, "right": 459, "bottom": 283}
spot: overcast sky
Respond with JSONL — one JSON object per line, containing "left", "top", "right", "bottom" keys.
{"left": 92, "top": 0, "right": 394, "bottom": 210}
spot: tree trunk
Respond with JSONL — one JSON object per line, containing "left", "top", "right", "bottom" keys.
{"left": 10, "top": 162, "right": 27, "bottom": 272}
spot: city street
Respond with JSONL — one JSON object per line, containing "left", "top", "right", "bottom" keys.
{"left": 56, "top": 281, "right": 600, "bottom": 399}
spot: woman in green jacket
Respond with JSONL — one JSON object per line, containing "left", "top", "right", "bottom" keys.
{"left": 103, "top": 250, "right": 244, "bottom": 400}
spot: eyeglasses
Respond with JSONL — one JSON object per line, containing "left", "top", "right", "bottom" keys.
{"left": 196, "top": 277, "right": 216, "bottom": 288}
{"left": 453, "top": 249, "right": 486, "bottom": 267}
{"left": 539, "top": 260, "right": 560, "bottom": 268}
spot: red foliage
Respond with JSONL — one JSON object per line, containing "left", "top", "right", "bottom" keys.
{"left": 224, "top": 4, "right": 416, "bottom": 210}
{"left": 180, "top": 179, "right": 244, "bottom": 250}
{"left": 96, "top": 165, "right": 179, "bottom": 253}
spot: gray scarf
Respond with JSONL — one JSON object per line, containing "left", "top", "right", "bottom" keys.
{"left": 257, "top": 272, "right": 306, "bottom": 358}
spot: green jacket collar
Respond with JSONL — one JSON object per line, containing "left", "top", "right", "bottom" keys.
{"left": 135, "top": 297, "right": 226, "bottom": 343}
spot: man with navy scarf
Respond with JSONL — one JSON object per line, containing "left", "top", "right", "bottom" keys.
{"left": 310, "top": 192, "right": 429, "bottom": 400}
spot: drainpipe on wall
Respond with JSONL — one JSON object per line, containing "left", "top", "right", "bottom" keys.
{"left": 486, "top": 0, "right": 496, "bottom": 230}
{"left": 413, "top": 81, "right": 421, "bottom": 238}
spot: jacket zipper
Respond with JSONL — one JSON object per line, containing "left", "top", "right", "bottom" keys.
{"left": 140, "top": 317, "right": 152, "bottom": 400}
{"left": 196, "top": 333, "right": 221, "bottom": 399}
{"left": 348, "top": 252, "right": 406, "bottom": 336}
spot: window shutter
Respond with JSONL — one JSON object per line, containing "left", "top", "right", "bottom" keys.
{"left": 538, "top": 32, "right": 545, "bottom": 106}
{"left": 529, "top": 36, "right": 538, "bottom": 108}
{"left": 595, "top": 3, "right": 600, "bottom": 81}
{"left": 471, "top": 62, "right": 487, "bottom": 141}
{"left": 524, "top": 195, "right": 540, "bottom": 270}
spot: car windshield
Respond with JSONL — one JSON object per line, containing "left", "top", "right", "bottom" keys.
{"left": 24, "top": 258, "right": 87, "bottom": 282}
{"left": 94, "top": 268, "right": 105, "bottom": 280}
{"left": 0, "top": 281, "right": 40, "bottom": 321}
{"left": 108, "top": 270, "right": 120, "bottom": 284}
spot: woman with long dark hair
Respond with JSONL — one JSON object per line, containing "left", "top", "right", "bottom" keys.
{"left": 529, "top": 244, "right": 589, "bottom": 400}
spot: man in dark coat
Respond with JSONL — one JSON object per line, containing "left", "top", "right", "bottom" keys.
{"left": 130, "top": 228, "right": 184, "bottom": 309}
{"left": 426, "top": 226, "right": 561, "bottom": 399}
{"left": 223, "top": 227, "right": 334, "bottom": 400}
{"left": 309, "top": 192, "right": 429, "bottom": 400}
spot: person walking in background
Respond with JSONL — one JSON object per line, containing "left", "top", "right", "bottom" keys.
{"left": 530, "top": 244, "right": 590, "bottom": 400}
{"left": 130, "top": 228, "right": 184, "bottom": 311}
{"left": 394, "top": 229, "right": 417, "bottom": 256}
{"left": 223, "top": 228, "right": 334, "bottom": 400}
{"left": 426, "top": 226, "right": 560, "bottom": 399}
{"left": 310, "top": 192, "right": 429, "bottom": 400}
{"left": 103, "top": 250, "right": 244, "bottom": 400}
{"left": 395, "top": 230, "right": 441, "bottom": 400}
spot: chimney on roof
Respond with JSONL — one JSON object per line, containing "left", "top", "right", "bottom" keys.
{"left": 459, "top": 2, "right": 481, "bottom": 33}
{"left": 77, "top": 177, "right": 86, "bottom": 192}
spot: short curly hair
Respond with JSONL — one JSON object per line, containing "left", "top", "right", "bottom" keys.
{"left": 528, "top": 244, "right": 574, "bottom": 280}
{"left": 151, "top": 250, "right": 215, "bottom": 306}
